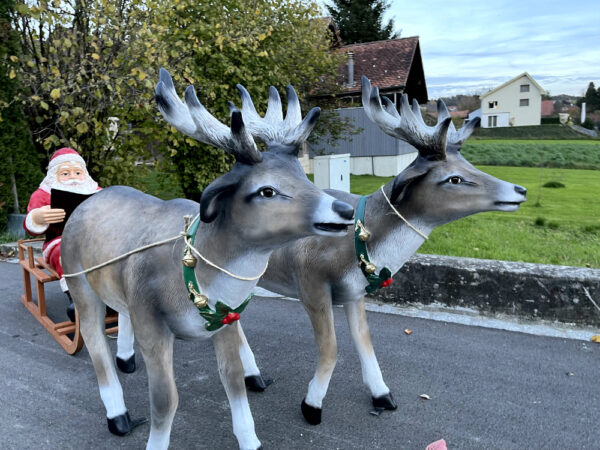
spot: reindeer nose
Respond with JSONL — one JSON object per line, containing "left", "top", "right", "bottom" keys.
{"left": 332, "top": 200, "right": 354, "bottom": 220}
{"left": 514, "top": 185, "right": 527, "bottom": 197}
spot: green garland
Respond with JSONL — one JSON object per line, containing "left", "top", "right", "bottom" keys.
{"left": 355, "top": 196, "right": 394, "bottom": 294}
{"left": 182, "top": 215, "right": 253, "bottom": 331}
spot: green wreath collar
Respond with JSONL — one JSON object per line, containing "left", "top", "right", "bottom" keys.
{"left": 182, "top": 215, "right": 252, "bottom": 331}
{"left": 355, "top": 196, "right": 394, "bottom": 294}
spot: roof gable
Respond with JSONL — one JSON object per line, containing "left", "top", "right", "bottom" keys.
{"left": 480, "top": 72, "right": 546, "bottom": 99}
{"left": 340, "top": 37, "right": 420, "bottom": 94}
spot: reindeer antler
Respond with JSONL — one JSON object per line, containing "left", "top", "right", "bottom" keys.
{"left": 155, "top": 68, "right": 262, "bottom": 165}
{"left": 232, "top": 84, "right": 321, "bottom": 150}
{"left": 361, "top": 76, "right": 479, "bottom": 159}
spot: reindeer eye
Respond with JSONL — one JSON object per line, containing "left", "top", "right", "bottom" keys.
{"left": 259, "top": 187, "right": 276, "bottom": 198}
{"left": 448, "top": 176, "right": 463, "bottom": 185}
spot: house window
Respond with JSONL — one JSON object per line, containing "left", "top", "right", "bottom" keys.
{"left": 520, "top": 98, "right": 529, "bottom": 107}
{"left": 488, "top": 100, "right": 498, "bottom": 109}
{"left": 520, "top": 84, "right": 530, "bottom": 92}
{"left": 488, "top": 115, "right": 497, "bottom": 127}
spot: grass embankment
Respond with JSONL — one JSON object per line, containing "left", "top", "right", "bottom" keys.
{"left": 349, "top": 168, "right": 600, "bottom": 268}
{"left": 462, "top": 140, "right": 600, "bottom": 170}
{"left": 471, "top": 124, "right": 594, "bottom": 140}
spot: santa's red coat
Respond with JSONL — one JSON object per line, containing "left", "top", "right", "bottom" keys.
{"left": 23, "top": 188, "right": 64, "bottom": 275}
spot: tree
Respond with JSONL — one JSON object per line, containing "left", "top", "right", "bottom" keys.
{"left": 0, "top": 0, "right": 43, "bottom": 228}
{"left": 326, "top": 0, "right": 398, "bottom": 44}
{"left": 146, "top": 0, "right": 343, "bottom": 199}
{"left": 583, "top": 82, "right": 600, "bottom": 112}
{"left": 7, "top": 0, "right": 341, "bottom": 200}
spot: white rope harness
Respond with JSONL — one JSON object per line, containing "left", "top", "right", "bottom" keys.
{"left": 63, "top": 214, "right": 269, "bottom": 281}
{"left": 380, "top": 186, "right": 429, "bottom": 241}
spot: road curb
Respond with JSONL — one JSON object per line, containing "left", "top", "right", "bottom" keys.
{"left": 369, "top": 254, "right": 600, "bottom": 327}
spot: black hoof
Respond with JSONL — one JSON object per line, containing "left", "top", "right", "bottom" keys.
{"left": 66, "top": 303, "right": 76, "bottom": 322}
{"left": 372, "top": 392, "right": 398, "bottom": 410}
{"left": 245, "top": 375, "right": 273, "bottom": 392}
{"left": 116, "top": 355, "right": 136, "bottom": 374}
{"left": 301, "top": 398, "right": 322, "bottom": 425}
{"left": 107, "top": 412, "right": 147, "bottom": 436}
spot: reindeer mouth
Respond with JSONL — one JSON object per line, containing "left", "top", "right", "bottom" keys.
{"left": 494, "top": 201, "right": 523, "bottom": 206}
{"left": 494, "top": 200, "right": 524, "bottom": 211}
{"left": 314, "top": 222, "right": 350, "bottom": 233}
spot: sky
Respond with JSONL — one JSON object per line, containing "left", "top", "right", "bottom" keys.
{"left": 322, "top": 0, "right": 600, "bottom": 99}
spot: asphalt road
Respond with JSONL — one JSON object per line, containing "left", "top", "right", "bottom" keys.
{"left": 1, "top": 260, "right": 598, "bottom": 449}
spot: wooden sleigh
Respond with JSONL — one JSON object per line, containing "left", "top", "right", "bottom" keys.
{"left": 18, "top": 238, "right": 118, "bottom": 354}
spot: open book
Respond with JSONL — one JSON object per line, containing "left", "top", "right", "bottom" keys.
{"left": 48, "top": 189, "right": 95, "bottom": 239}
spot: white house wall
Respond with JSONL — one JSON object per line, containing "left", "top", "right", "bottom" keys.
{"left": 481, "top": 75, "right": 543, "bottom": 127}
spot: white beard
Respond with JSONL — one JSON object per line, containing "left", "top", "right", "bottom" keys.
{"left": 40, "top": 167, "right": 99, "bottom": 195}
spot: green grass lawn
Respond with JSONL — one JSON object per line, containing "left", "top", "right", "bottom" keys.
{"left": 348, "top": 168, "right": 600, "bottom": 268}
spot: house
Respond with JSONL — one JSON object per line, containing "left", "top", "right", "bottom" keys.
{"left": 307, "top": 37, "right": 428, "bottom": 176}
{"left": 541, "top": 100, "right": 554, "bottom": 117}
{"left": 334, "top": 36, "right": 428, "bottom": 106}
{"left": 480, "top": 72, "right": 546, "bottom": 128}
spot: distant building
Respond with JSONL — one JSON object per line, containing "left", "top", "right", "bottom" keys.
{"left": 335, "top": 36, "right": 428, "bottom": 106}
{"left": 307, "top": 37, "right": 428, "bottom": 175}
{"left": 480, "top": 73, "right": 546, "bottom": 128}
{"left": 541, "top": 100, "right": 555, "bottom": 117}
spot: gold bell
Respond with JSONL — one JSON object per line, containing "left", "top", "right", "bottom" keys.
{"left": 359, "top": 254, "right": 377, "bottom": 274}
{"left": 193, "top": 294, "right": 208, "bottom": 309}
{"left": 358, "top": 228, "right": 371, "bottom": 242}
{"left": 355, "top": 220, "right": 371, "bottom": 242}
{"left": 182, "top": 247, "right": 197, "bottom": 268}
{"left": 364, "top": 262, "right": 377, "bottom": 274}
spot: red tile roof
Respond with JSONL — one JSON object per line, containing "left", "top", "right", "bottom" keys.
{"left": 340, "top": 37, "right": 420, "bottom": 94}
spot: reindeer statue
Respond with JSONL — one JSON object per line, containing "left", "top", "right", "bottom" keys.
{"left": 60, "top": 68, "right": 354, "bottom": 449}
{"left": 251, "top": 75, "right": 528, "bottom": 425}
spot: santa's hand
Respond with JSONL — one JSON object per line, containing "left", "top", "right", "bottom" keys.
{"left": 31, "top": 205, "right": 66, "bottom": 225}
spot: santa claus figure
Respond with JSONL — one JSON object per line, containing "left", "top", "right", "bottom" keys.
{"left": 24, "top": 147, "right": 100, "bottom": 321}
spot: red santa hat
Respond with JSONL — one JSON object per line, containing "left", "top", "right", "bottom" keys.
{"left": 48, "top": 148, "right": 87, "bottom": 171}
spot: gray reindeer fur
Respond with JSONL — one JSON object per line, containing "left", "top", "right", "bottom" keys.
{"left": 61, "top": 69, "right": 353, "bottom": 450}
{"left": 254, "top": 76, "right": 527, "bottom": 425}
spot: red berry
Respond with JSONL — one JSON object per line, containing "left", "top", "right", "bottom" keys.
{"left": 222, "top": 312, "right": 241, "bottom": 325}
{"left": 380, "top": 278, "right": 393, "bottom": 287}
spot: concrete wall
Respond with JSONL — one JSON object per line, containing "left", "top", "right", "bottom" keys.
{"left": 368, "top": 254, "right": 600, "bottom": 327}
{"left": 305, "top": 154, "right": 417, "bottom": 176}
{"left": 372, "top": 154, "right": 417, "bottom": 177}
{"left": 481, "top": 75, "right": 543, "bottom": 127}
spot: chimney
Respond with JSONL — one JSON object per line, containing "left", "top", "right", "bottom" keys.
{"left": 347, "top": 51, "right": 355, "bottom": 87}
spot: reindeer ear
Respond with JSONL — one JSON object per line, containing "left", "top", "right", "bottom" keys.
{"left": 390, "top": 163, "right": 429, "bottom": 204}
{"left": 199, "top": 171, "right": 241, "bottom": 223}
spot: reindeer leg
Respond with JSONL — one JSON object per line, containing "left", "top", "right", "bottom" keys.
{"left": 344, "top": 298, "right": 397, "bottom": 411}
{"left": 300, "top": 290, "right": 337, "bottom": 425}
{"left": 238, "top": 323, "right": 273, "bottom": 392}
{"left": 212, "top": 322, "right": 261, "bottom": 450}
{"left": 116, "top": 313, "right": 136, "bottom": 373}
{"left": 129, "top": 309, "right": 177, "bottom": 450}
{"left": 70, "top": 281, "right": 137, "bottom": 435}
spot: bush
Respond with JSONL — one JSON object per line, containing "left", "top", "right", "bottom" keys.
{"left": 543, "top": 181, "right": 566, "bottom": 188}
{"left": 534, "top": 217, "right": 546, "bottom": 226}
{"left": 541, "top": 117, "right": 560, "bottom": 125}
{"left": 582, "top": 224, "right": 600, "bottom": 234}
{"left": 582, "top": 118, "right": 596, "bottom": 130}
{"left": 548, "top": 222, "right": 560, "bottom": 229}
